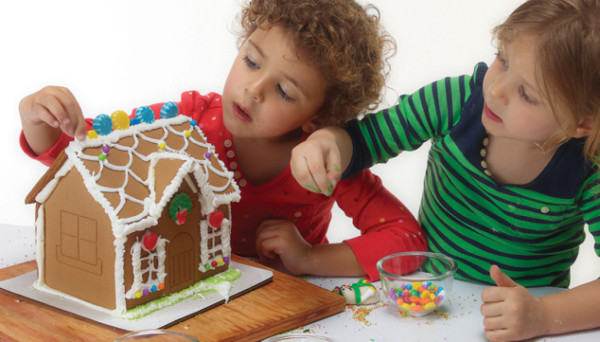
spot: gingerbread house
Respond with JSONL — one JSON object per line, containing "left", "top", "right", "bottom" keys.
{"left": 25, "top": 105, "right": 241, "bottom": 316}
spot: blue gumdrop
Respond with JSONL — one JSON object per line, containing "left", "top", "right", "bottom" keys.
{"left": 92, "top": 114, "right": 113, "bottom": 135}
{"left": 130, "top": 117, "right": 140, "bottom": 126}
{"left": 160, "top": 101, "right": 178, "bottom": 118}
{"left": 135, "top": 106, "right": 155, "bottom": 124}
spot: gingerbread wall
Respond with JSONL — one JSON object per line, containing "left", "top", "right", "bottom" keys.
{"left": 43, "top": 167, "right": 117, "bottom": 310}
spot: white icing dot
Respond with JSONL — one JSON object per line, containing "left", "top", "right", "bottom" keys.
{"left": 212, "top": 116, "right": 216, "bottom": 121}
{"left": 239, "top": 179, "right": 247, "bottom": 187}
{"left": 234, "top": 171, "right": 241, "bottom": 179}
{"left": 229, "top": 162, "right": 238, "bottom": 170}
{"left": 224, "top": 140, "right": 232, "bottom": 147}
{"left": 227, "top": 150, "right": 235, "bottom": 158}
{"left": 294, "top": 211, "right": 302, "bottom": 218}
{"left": 540, "top": 206, "right": 550, "bottom": 213}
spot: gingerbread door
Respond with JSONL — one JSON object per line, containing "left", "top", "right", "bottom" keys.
{"left": 169, "top": 232, "right": 195, "bottom": 292}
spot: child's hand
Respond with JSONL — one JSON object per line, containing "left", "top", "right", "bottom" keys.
{"left": 290, "top": 126, "right": 350, "bottom": 195}
{"left": 481, "top": 265, "right": 548, "bottom": 341}
{"left": 20, "top": 86, "right": 87, "bottom": 154}
{"left": 255, "top": 219, "right": 312, "bottom": 275}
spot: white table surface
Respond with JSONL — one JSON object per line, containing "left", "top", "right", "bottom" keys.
{"left": 2, "top": 224, "right": 599, "bottom": 342}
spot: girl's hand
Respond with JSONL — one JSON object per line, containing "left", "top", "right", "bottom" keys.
{"left": 290, "top": 126, "right": 351, "bottom": 196}
{"left": 19, "top": 86, "right": 86, "bottom": 154}
{"left": 481, "top": 265, "right": 548, "bottom": 341}
{"left": 255, "top": 219, "right": 312, "bottom": 275}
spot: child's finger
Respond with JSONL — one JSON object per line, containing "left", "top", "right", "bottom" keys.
{"left": 324, "top": 149, "right": 342, "bottom": 194}
{"left": 490, "top": 265, "right": 518, "bottom": 287}
{"left": 33, "top": 105, "right": 60, "bottom": 128}
{"left": 296, "top": 154, "right": 327, "bottom": 194}
{"left": 37, "top": 92, "right": 73, "bottom": 131}
{"left": 55, "top": 88, "right": 85, "bottom": 137}
{"left": 484, "top": 328, "right": 511, "bottom": 342}
{"left": 480, "top": 300, "right": 504, "bottom": 318}
{"left": 483, "top": 314, "right": 508, "bottom": 331}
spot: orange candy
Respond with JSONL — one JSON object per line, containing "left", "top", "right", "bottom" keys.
{"left": 420, "top": 297, "right": 432, "bottom": 305}
{"left": 409, "top": 296, "right": 421, "bottom": 304}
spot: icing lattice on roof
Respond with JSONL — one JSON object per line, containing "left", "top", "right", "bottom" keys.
{"left": 58, "top": 114, "right": 240, "bottom": 236}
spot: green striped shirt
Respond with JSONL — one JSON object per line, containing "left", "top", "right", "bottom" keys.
{"left": 345, "top": 63, "right": 600, "bottom": 287}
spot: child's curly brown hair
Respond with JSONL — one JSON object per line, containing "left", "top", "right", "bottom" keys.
{"left": 237, "top": 0, "right": 396, "bottom": 126}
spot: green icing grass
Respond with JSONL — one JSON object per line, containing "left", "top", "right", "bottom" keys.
{"left": 123, "top": 268, "right": 241, "bottom": 320}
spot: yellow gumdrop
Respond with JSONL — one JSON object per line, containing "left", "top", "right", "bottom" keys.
{"left": 87, "top": 130, "right": 98, "bottom": 139}
{"left": 412, "top": 282, "right": 422, "bottom": 289}
{"left": 135, "top": 291, "right": 142, "bottom": 299}
{"left": 111, "top": 110, "right": 130, "bottom": 130}
{"left": 185, "top": 130, "right": 192, "bottom": 138}
{"left": 400, "top": 303, "right": 411, "bottom": 311}
{"left": 421, "top": 290, "right": 431, "bottom": 298}
{"left": 158, "top": 142, "right": 166, "bottom": 150}
{"left": 429, "top": 293, "right": 437, "bottom": 300}
{"left": 217, "top": 257, "right": 224, "bottom": 266}
{"left": 423, "top": 302, "right": 436, "bottom": 310}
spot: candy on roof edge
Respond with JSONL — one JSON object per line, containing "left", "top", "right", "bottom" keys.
{"left": 89, "top": 102, "right": 179, "bottom": 137}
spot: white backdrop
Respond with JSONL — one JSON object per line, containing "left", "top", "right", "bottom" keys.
{"left": 1, "top": 0, "right": 597, "bottom": 287}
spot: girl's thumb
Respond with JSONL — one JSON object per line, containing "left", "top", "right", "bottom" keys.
{"left": 490, "top": 264, "right": 518, "bottom": 287}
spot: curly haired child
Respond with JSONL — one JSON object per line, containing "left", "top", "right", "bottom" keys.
{"left": 19, "top": 0, "right": 425, "bottom": 280}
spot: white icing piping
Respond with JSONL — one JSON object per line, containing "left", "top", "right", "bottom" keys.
{"left": 34, "top": 204, "right": 45, "bottom": 287}
{"left": 125, "top": 237, "right": 168, "bottom": 300}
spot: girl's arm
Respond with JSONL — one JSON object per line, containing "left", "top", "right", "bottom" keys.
{"left": 255, "top": 219, "right": 366, "bottom": 277}
{"left": 291, "top": 64, "right": 484, "bottom": 194}
{"left": 255, "top": 169, "right": 426, "bottom": 280}
{"left": 331, "top": 169, "right": 426, "bottom": 280}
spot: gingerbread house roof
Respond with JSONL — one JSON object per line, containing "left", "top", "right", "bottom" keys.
{"left": 27, "top": 114, "right": 240, "bottom": 237}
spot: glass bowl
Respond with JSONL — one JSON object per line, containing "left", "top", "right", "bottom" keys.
{"left": 261, "top": 334, "right": 338, "bottom": 342}
{"left": 376, "top": 251, "right": 457, "bottom": 317}
{"left": 113, "top": 329, "right": 199, "bottom": 341}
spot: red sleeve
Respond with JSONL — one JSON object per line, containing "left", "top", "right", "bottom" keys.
{"left": 333, "top": 170, "right": 427, "bottom": 281}
{"left": 19, "top": 118, "right": 94, "bottom": 167}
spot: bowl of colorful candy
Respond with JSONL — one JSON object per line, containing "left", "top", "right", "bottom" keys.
{"left": 377, "top": 251, "right": 457, "bottom": 317}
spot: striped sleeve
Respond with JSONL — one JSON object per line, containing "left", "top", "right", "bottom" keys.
{"left": 344, "top": 67, "right": 478, "bottom": 178}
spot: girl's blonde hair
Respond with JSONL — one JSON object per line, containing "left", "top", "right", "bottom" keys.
{"left": 493, "top": 0, "right": 600, "bottom": 163}
{"left": 237, "top": 0, "right": 396, "bottom": 126}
